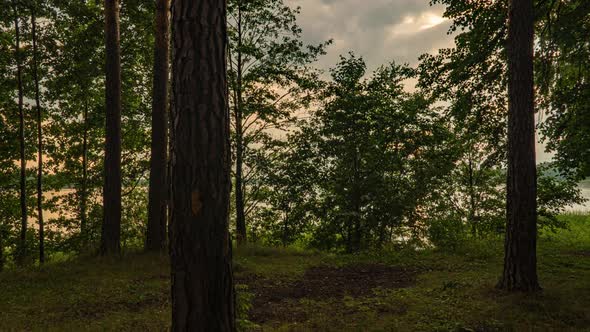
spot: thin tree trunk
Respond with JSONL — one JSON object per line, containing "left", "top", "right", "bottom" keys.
{"left": 167, "top": 27, "right": 174, "bottom": 242}
{"left": 0, "top": 223, "right": 4, "bottom": 271}
{"left": 281, "top": 207, "right": 290, "bottom": 247}
{"left": 170, "top": 0, "right": 236, "bottom": 329}
{"left": 497, "top": 0, "right": 540, "bottom": 292}
{"left": 31, "top": 3, "right": 44, "bottom": 264}
{"left": 467, "top": 154, "right": 477, "bottom": 237}
{"left": 100, "top": 0, "right": 122, "bottom": 256}
{"left": 13, "top": 0, "right": 27, "bottom": 265}
{"left": 80, "top": 99, "right": 89, "bottom": 247}
{"left": 234, "top": 5, "right": 247, "bottom": 245}
{"left": 351, "top": 148, "right": 362, "bottom": 252}
{"left": 146, "top": 0, "right": 170, "bottom": 252}
{"left": 377, "top": 218, "right": 387, "bottom": 249}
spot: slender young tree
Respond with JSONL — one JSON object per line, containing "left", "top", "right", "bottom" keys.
{"left": 0, "top": 225, "right": 3, "bottom": 271}
{"left": 227, "top": 0, "right": 329, "bottom": 244}
{"left": 80, "top": 99, "right": 89, "bottom": 245}
{"left": 31, "top": 1, "right": 44, "bottom": 264}
{"left": 170, "top": 0, "right": 236, "bottom": 329}
{"left": 498, "top": 0, "right": 540, "bottom": 292}
{"left": 13, "top": 0, "right": 27, "bottom": 265}
{"left": 233, "top": 3, "right": 246, "bottom": 244}
{"left": 101, "top": 0, "right": 122, "bottom": 256}
{"left": 146, "top": 0, "right": 170, "bottom": 252}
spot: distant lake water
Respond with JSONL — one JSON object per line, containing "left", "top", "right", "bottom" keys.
{"left": 42, "top": 181, "right": 590, "bottom": 221}
{"left": 569, "top": 181, "right": 590, "bottom": 213}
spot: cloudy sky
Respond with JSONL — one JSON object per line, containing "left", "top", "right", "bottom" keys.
{"left": 288, "top": 0, "right": 553, "bottom": 163}
{"left": 287, "top": 0, "right": 454, "bottom": 71}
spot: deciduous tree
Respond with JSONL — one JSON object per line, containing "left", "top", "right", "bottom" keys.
{"left": 13, "top": 0, "right": 27, "bottom": 265}
{"left": 227, "top": 0, "right": 328, "bottom": 244}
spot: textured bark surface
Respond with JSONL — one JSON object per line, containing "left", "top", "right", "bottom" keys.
{"left": 101, "top": 0, "right": 122, "bottom": 256}
{"left": 13, "top": 1, "right": 27, "bottom": 265}
{"left": 32, "top": 5, "right": 45, "bottom": 264}
{"left": 170, "top": 0, "right": 236, "bottom": 330}
{"left": 498, "top": 0, "right": 540, "bottom": 292}
{"left": 146, "top": 0, "right": 171, "bottom": 252}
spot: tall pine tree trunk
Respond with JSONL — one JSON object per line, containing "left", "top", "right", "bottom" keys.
{"left": 101, "top": 0, "right": 122, "bottom": 256}
{"left": 13, "top": 0, "right": 27, "bottom": 265}
{"left": 146, "top": 0, "right": 171, "bottom": 252}
{"left": 497, "top": 0, "right": 540, "bottom": 292}
{"left": 31, "top": 3, "right": 44, "bottom": 264}
{"left": 234, "top": 5, "right": 247, "bottom": 245}
{"left": 170, "top": 0, "right": 236, "bottom": 329}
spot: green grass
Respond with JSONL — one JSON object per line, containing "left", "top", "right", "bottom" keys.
{"left": 1, "top": 215, "right": 589, "bottom": 331}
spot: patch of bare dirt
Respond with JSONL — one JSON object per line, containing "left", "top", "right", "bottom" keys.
{"left": 237, "top": 263, "right": 418, "bottom": 324}
{"left": 570, "top": 250, "right": 590, "bottom": 257}
{"left": 293, "top": 264, "right": 417, "bottom": 298}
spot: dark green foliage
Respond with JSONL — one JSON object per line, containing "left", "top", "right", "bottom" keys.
{"left": 250, "top": 55, "right": 457, "bottom": 252}
{"left": 42, "top": 0, "right": 154, "bottom": 254}
{"left": 248, "top": 131, "right": 320, "bottom": 246}
{"left": 227, "top": 0, "right": 330, "bottom": 243}
{"left": 0, "top": 0, "right": 156, "bottom": 265}
{"left": 538, "top": 1, "right": 590, "bottom": 179}
{"left": 537, "top": 165, "right": 587, "bottom": 231}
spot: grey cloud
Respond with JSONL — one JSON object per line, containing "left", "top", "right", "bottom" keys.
{"left": 287, "top": 0, "right": 455, "bottom": 72}
{"left": 286, "top": 0, "right": 555, "bottom": 163}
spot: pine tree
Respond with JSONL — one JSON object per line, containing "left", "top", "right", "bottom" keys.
{"left": 169, "top": 0, "right": 236, "bottom": 329}
{"left": 146, "top": 0, "right": 170, "bottom": 252}
{"left": 498, "top": 0, "right": 540, "bottom": 292}
{"left": 101, "top": 0, "right": 122, "bottom": 256}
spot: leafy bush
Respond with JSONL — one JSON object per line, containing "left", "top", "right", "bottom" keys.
{"left": 235, "top": 284, "right": 259, "bottom": 331}
{"left": 427, "top": 218, "right": 468, "bottom": 250}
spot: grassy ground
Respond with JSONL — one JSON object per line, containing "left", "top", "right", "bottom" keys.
{"left": 1, "top": 214, "right": 589, "bottom": 331}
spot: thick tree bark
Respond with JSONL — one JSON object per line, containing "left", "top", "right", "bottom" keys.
{"left": 169, "top": 0, "right": 236, "bottom": 330}
{"left": 146, "top": 0, "right": 171, "bottom": 252}
{"left": 31, "top": 4, "right": 44, "bottom": 264}
{"left": 13, "top": 1, "right": 27, "bottom": 265}
{"left": 497, "top": 0, "right": 540, "bottom": 292}
{"left": 100, "top": 0, "right": 122, "bottom": 256}
{"left": 234, "top": 5, "right": 247, "bottom": 245}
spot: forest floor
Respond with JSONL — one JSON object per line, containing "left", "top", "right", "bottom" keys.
{"left": 1, "top": 214, "right": 589, "bottom": 331}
